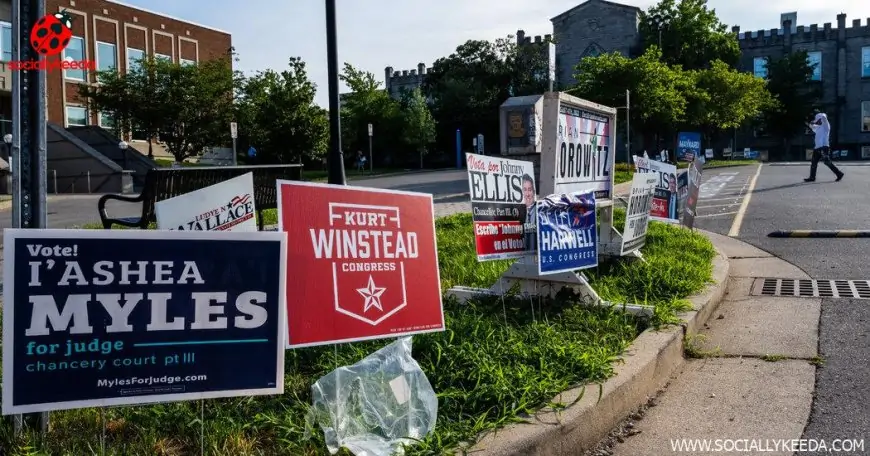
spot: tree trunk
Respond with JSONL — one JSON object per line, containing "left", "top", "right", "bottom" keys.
{"left": 419, "top": 147, "right": 424, "bottom": 169}
{"left": 147, "top": 137, "right": 154, "bottom": 159}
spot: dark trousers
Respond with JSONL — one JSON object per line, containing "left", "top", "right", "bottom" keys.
{"left": 809, "top": 147, "right": 842, "bottom": 179}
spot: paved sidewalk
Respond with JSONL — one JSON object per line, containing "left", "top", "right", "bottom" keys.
{"left": 601, "top": 232, "right": 819, "bottom": 456}
{"left": 433, "top": 183, "right": 821, "bottom": 455}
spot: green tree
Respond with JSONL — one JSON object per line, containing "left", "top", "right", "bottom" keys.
{"left": 339, "top": 63, "right": 401, "bottom": 165}
{"left": 423, "top": 35, "right": 550, "bottom": 154}
{"left": 399, "top": 88, "right": 437, "bottom": 168}
{"left": 571, "top": 47, "right": 694, "bottom": 148}
{"left": 80, "top": 55, "right": 237, "bottom": 162}
{"left": 639, "top": 0, "right": 740, "bottom": 70}
{"left": 760, "top": 50, "right": 822, "bottom": 155}
{"left": 235, "top": 57, "right": 328, "bottom": 164}
{"left": 684, "top": 60, "right": 774, "bottom": 142}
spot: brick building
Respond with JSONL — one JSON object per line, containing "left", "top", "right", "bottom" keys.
{"left": 0, "top": 0, "right": 231, "bottom": 149}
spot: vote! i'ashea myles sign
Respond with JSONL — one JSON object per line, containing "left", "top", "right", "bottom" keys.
{"left": 2, "top": 229, "right": 287, "bottom": 415}
{"left": 277, "top": 181, "right": 445, "bottom": 348}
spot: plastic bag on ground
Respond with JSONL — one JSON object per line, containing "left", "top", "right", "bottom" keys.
{"left": 304, "top": 336, "right": 438, "bottom": 456}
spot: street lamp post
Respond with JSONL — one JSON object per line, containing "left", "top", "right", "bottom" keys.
{"left": 325, "top": 0, "right": 346, "bottom": 185}
{"left": 4, "top": 134, "right": 11, "bottom": 195}
{"left": 118, "top": 140, "right": 128, "bottom": 170}
{"left": 3, "top": 133, "right": 12, "bottom": 161}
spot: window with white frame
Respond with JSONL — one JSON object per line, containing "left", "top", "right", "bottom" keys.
{"left": 180, "top": 58, "right": 196, "bottom": 66}
{"left": 63, "top": 36, "right": 86, "bottom": 80}
{"left": 807, "top": 51, "right": 821, "bottom": 81}
{"left": 0, "top": 22, "right": 11, "bottom": 62}
{"left": 98, "top": 112, "right": 115, "bottom": 129}
{"left": 863, "top": 47, "right": 870, "bottom": 78}
{"left": 66, "top": 106, "right": 88, "bottom": 127}
{"left": 127, "top": 47, "right": 144, "bottom": 72}
{"left": 753, "top": 57, "right": 768, "bottom": 78}
{"left": 96, "top": 42, "right": 117, "bottom": 83}
{"left": 155, "top": 53, "right": 171, "bottom": 62}
{"left": 862, "top": 101, "right": 870, "bottom": 132}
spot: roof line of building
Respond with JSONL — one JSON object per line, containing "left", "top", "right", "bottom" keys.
{"left": 104, "top": 0, "right": 230, "bottom": 35}
{"left": 551, "top": 0, "right": 640, "bottom": 22}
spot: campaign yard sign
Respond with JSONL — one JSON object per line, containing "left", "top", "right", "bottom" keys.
{"left": 632, "top": 155, "right": 679, "bottom": 224}
{"left": 536, "top": 191, "right": 598, "bottom": 275}
{"left": 2, "top": 229, "right": 287, "bottom": 415}
{"left": 554, "top": 106, "right": 613, "bottom": 199}
{"left": 682, "top": 157, "right": 704, "bottom": 229}
{"left": 677, "top": 132, "right": 701, "bottom": 161}
{"left": 465, "top": 153, "right": 537, "bottom": 261}
{"left": 277, "top": 181, "right": 445, "bottom": 348}
{"left": 621, "top": 173, "right": 657, "bottom": 255}
{"left": 155, "top": 172, "right": 257, "bottom": 231}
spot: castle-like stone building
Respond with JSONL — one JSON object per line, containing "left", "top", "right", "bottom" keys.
{"left": 384, "top": 63, "right": 429, "bottom": 99}
{"left": 384, "top": 0, "right": 870, "bottom": 157}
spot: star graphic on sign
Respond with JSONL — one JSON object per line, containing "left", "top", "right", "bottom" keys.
{"left": 356, "top": 275, "right": 386, "bottom": 312}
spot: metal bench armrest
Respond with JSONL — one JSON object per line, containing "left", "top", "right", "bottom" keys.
{"left": 98, "top": 193, "right": 147, "bottom": 229}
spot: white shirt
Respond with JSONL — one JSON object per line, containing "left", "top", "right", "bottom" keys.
{"left": 810, "top": 113, "right": 830, "bottom": 149}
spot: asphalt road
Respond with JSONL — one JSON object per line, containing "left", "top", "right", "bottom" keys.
{"left": 733, "top": 161, "right": 870, "bottom": 453}
{"left": 0, "top": 169, "right": 471, "bottom": 233}
{"left": 687, "top": 165, "right": 759, "bottom": 236}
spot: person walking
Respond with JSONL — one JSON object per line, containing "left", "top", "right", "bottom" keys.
{"left": 805, "top": 112, "right": 844, "bottom": 182}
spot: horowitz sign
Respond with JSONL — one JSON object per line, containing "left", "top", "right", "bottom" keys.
{"left": 2, "top": 229, "right": 287, "bottom": 414}
{"left": 277, "top": 181, "right": 445, "bottom": 348}
{"left": 539, "top": 92, "right": 617, "bottom": 201}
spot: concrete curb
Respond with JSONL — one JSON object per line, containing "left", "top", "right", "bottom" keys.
{"left": 466, "top": 245, "right": 731, "bottom": 456}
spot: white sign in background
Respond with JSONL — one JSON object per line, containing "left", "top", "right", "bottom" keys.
{"left": 632, "top": 156, "right": 679, "bottom": 224}
{"left": 156, "top": 172, "right": 258, "bottom": 231}
{"left": 621, "top": 172, "right": 657, "bottom": 255}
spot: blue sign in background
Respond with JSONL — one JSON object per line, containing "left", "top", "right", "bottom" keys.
{"left": 677, "top": 132, "right": 701, "bottom": 161}
{"left": 6, "top": 233, "right": 284, "bottom": 413}
{"left": 536, "top": 191, "right": 598, "bottom": 274}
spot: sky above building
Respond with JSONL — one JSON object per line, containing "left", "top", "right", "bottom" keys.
{"left": 123, "top": 0, "right": 870, "bottom": 107}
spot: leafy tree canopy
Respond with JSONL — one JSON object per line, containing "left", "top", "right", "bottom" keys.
{"left": 571, "top": 47, "right": 693, "bottom": 137}
{"left": 684, "top": 59, "right": 774, "bottom": 137}
{"left": 80, "top": 55, "right": 238, "bottom": 162}
{"left": 235, "top": 57, "right": 328, "bottom": 164}
{"left": 339, "top": 63, "right": 402, "bottom": 164}
{"left": 399, "top": 88, "right": 437, "bottom": 168}
{"left": 423, "top": 35, "right": 549, "bottom": 154}
{"left": 639, "top": 0, "right": 740, "bottom": 70}
{"left": 761, "top": 50, "right": 822, "bottom": 144}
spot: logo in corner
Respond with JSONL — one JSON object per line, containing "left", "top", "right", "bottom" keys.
{"left": 31, "top": 11, "right": 75, "bottom": 57}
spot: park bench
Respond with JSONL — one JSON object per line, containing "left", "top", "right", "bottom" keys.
{"left": 97, "top": 164, "right": 303, "bottom": 230}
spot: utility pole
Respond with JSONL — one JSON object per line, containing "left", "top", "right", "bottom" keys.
{"left": 548, "top": 42, "right": 556, "bottom": 92}
{"left": 11, "top": 0, "right": 49, "bottom": 433}
{"left": 325, "top": 0, "right": 346, "bottom": 185}
{"left": 230, "top": 122, "right": 237, "bottom": 166}
{"left": 367, "top": 123, "right": 373, "bottom": 172}
{"left": 625, "top": 89, "right": 630, "bottom": 164}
